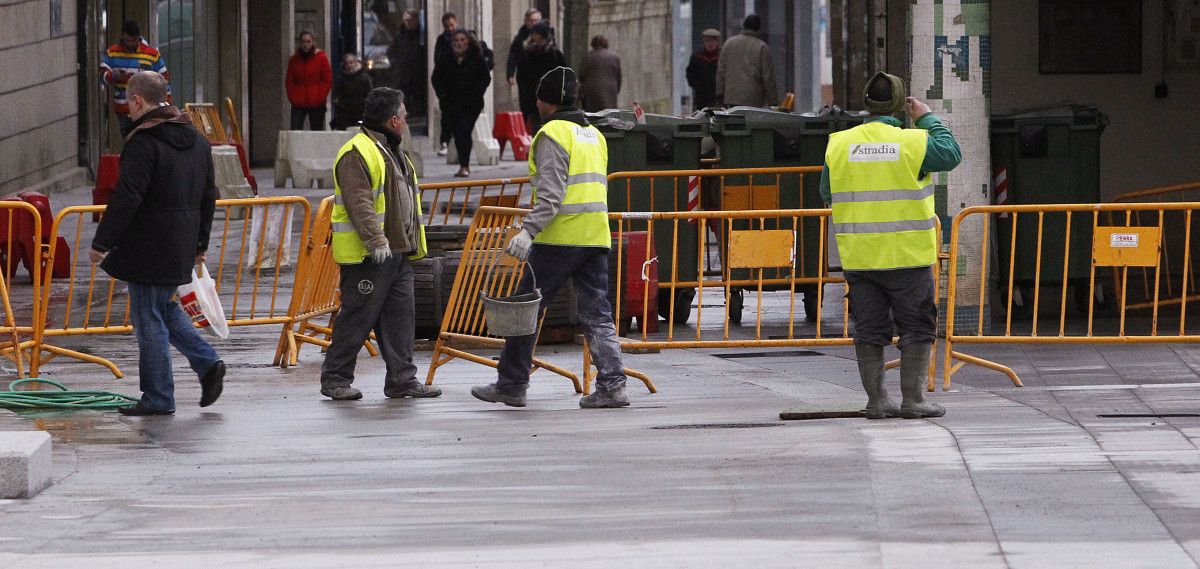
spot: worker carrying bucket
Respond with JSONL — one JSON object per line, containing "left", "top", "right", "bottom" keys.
{"left": 471, "top": 66, "right": 633, "bottom": 409}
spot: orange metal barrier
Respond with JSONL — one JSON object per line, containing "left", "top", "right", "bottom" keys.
{"left": 273, "top": 197, "right": 380, "bottom": 367}
{"left": 1107, "top": 182, "right": 1200, "bottom": 314}
{"left": 0, "top": 201, "right": 43, "bottom": 377}
{"left": 424, "top": 205, "right": 654, "bottom": 395}
{"left": 944, "top": 202, "right": 1200, "bottom": 389}
{"left": 33, "top": 197, "right": 311, "bottom": 377}
{"left": 418, "top": 177, "right": 532, "bottom": 226}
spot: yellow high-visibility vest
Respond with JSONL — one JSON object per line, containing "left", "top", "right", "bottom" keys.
{"left": 330, "top": 131, "right": 427, "bottom": 264}
{"left": 529, "top": 120, "right": 611, "bottom": 248}
{"left": 826, "top": 121, "right": 936, "bottom": 270}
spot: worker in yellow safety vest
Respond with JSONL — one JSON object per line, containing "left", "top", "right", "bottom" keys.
{"left": 819, "top": 72, "right": 962, "bottom": 419}
{"left": 320, "top": 87, "right": 440, "bottom": 402}
{"left": 471, "top": 66, "right": 631, "bottom": 409}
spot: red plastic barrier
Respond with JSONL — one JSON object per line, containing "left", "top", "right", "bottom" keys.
{"left": 229, "top": 142, "right": 258, "bottom": 194}
{"left": 94, "top": 153, "right": 121, "bottom": 221}
{"left": 16, "top": 191, "right": 70, "bottom": 278}
{"left": 493, "top": 112, "right": 533, "bottom": 161}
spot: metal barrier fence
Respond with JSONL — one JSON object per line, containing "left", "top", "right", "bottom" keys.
{"left": 424, "top": 205, "right": 655, "bottom": 395}
{"left": 944, "top": 202, "right": 1200, "bottom": 388}
{"left": 1108, "top": 182, "right": 1200, "bottom": 315}
{"left": 0, "top": 201, "right": 44, "bottom": 377}
{"left": 418, "top": 177, "right": 531, "bottom": 226}
{"left": 32, "top": 197, "right": 311, "bottom": 377}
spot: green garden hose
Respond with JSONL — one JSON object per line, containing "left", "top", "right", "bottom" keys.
{"left": 0, "top": 378, "right": 138, "bottom": 411}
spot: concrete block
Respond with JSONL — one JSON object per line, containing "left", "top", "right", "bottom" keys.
{"left": 284, "top": 131, "right": 355, "bottom": 189}
{"left": 399, "top": 123, "right": 423, "bottom": 178}
{"left": 273, "top": 131, "right": 292, "bottom": 187}
{"left": 0, "top": 431, "right": 51, "bottom": 499}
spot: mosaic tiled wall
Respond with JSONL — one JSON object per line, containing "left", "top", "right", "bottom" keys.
{"left": 911, "top": 0, "right": 991, "bottom": 319}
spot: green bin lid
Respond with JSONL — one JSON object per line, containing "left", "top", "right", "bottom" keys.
{"left": 990, "top": 104, "right": 1108, "bottom": 133}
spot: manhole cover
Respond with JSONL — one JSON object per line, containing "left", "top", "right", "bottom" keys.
{"left": 650, "top": 422, "right": 781, "bottom": 430}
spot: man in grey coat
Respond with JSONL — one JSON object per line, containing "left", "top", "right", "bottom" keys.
{"left": 715, "top": 14, "right": 778, "bottom": 108}
{"left": 577, "top": 35, "right": 622, "bottom": 112}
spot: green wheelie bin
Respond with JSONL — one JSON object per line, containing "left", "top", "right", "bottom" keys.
{"left": 589, "top": 109, "right": 707, "bottom": 324}
{"left": 708, "top": 106, "right": 853, "bottom": 323}
{"left": 990, "top": 105, "right": 1107, "bottom": 316}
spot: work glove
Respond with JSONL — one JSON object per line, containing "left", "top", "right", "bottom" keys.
{"left": 371, "top": 245, "right": 392, "bottom": 264}
{"left": 506, "top": 229, "right": 533, "bottom": 262}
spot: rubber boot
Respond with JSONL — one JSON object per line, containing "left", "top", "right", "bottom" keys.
{"left": 855, "top": 343, "right": 900, "bottom": 419}
{"left": 899, "top": 342, "right": 945, "bottom": 419}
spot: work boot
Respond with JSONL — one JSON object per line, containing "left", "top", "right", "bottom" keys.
{"left": 855, "top": 343, "right": 900, "bottom": 419}
{"left": 899, "top": 342, "right": 945, "bottom": 419}
{"left": 579, "top": 386, "right": 630, "bottom": 409}
{"left": 199, "top": 360, "right": 225, "bottom": 408}
{"left": 470, "top": 383, "right": 526, "bottom": 407}
{"left": 384, "top": 380, "right": 442, "bottom": 399}
{"left": 321, "top": 386, "right": 363, "bottom": 401}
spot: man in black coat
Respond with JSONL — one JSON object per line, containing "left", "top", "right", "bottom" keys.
{"left": 513, "top": 22, "right": 566, "bottom": 133}
{"left": 91, "top": 71, "right": 225, "bottom": 416}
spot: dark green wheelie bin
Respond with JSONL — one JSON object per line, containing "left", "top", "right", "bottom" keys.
{"left": 589, "top": 109, "right": 707, "bottom": 324}
{"left": 708, "top": 106, "right": 854, "bottom": 323}
{"left": 990, "top": 105, "right": 1107, "bottom": 315}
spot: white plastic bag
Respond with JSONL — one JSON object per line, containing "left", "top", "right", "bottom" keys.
{"left": 245, "top": 204, "right": 294, "bottom": 269}
{"left": 178, "top": 264, "right": 230, "bottom": 339}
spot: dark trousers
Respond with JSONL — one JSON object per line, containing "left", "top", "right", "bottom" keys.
{"left": 128, "top": 282, "right": 220, "bottom": 412}
{"left": 496, "top": 244, "right": 627, "bottom": 394}
{"left": 439, "top": 111, "right": 453, "bottom": 145}
{"left": 290, "top": 106, "right": 326, "bottom": 130}
{"left": 448, "top": 111, "right": 480, "bottom": 168}
{"left": 845, "top": 267, "right": 937, "bottom": 348}
{"left": 320, "top": 255, "right": 417, "bottom": 390}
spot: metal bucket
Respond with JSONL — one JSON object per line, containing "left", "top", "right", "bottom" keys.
{"left": 480, "top": 261, "right": 541, "bottom": 337}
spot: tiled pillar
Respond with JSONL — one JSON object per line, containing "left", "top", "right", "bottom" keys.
{"left": 911, "top": 0, "right": 991, "bottom": 330}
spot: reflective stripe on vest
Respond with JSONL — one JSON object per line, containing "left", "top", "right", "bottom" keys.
{"left": 826, "top": 121, "right": 937, "bottom": 270}
{"left": 529, "top": 120, "right": 611, "bottom": 248}
{"left": 330, "top": 131, "right": 428, "bottom": 264}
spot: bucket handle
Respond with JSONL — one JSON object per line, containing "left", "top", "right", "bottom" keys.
{"left": 482, "top": 249, "right": 537, "bottom": 297}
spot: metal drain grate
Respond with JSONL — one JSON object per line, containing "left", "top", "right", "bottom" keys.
{"left": 1097, "top": 413, "right": 1200, "bottom": 418}
{"left": 650, "top": 422, "right": 781, "bottom": 430}
{"left": 712, "top": 350, "right": 822, "bottom": 359}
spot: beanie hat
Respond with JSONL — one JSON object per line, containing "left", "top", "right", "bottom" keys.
{"left": 536, "top": 66, "right": 578, "bottom": 106}
{"left": 863, "top": 71, "right": 906, "bottom": 116}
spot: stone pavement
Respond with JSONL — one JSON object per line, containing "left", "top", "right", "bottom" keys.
{"left": 0, "top": 137, "right": 1198, "bottom": 567}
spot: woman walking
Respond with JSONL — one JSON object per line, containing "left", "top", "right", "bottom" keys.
{"left": 432, "top": 30, "right": 492, "bottom": 177}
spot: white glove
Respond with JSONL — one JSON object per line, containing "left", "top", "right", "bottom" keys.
{"left": 371, "top": 245, "right": 392, "bottom": 264}
{"left": 506, "top": 230, "right": 533, "bottom": 261}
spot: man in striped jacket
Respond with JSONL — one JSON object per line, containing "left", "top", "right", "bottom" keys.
{"left": 100, "top": 20, "right": 170, "bottom": 134}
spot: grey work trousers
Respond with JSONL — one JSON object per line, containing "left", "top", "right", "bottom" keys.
{"left": 496, "top": 244, "right": 628, "bottom": 395}
{"left": 845, "top": 267, "right": 937, "bottom": 348}
{"left": 320, "top": 255, "right": 418, "bottom": 390}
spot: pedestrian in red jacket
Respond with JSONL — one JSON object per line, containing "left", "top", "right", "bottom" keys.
{"left": 286, "top": 30, "right": 333, "bottom": 130}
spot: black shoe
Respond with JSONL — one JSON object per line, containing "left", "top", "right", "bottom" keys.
{"left": 384, "top": 381, "right": 443, "bottom": 398}
{"left": 118, "top": 403, "right": 174, "bottom": 416}
{"left": 200, "top": 360, "right": 226, "bottom": 407}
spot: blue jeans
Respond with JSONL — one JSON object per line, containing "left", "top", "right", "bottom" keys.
{"left": 496, "top": 245, "right": 627, "bottom": 394}
{"left": 128, "top": 282, "right": 221, "bottom": 412}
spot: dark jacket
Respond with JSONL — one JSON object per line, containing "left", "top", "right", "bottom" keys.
{"left": 514, "top": 39, "right": 567, "bottom": 117}
{"left": 577, "top": 48, "right": 622, "bottom": 112}
{"left": 505, "top": 26, "right": 533, "bottom": 79}
{"left": 93, "top": 106, "right": 217, "bottom": 286}
{"left": 431, "top": 47, "right": 492, "bottom": 117}
{"left": 686, "top": 48, "right": 719, "bottom": 110}
{"left": 331, "top": 67, "right": 373, "bottom": 129}
{"left": 433, "top": 29, "right": 458, "bottom": 67}
{"left": 386, "top": 26, "right": 426, "bottom": 91}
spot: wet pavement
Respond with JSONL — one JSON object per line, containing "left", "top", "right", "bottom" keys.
{"left": 0, "top": 139, "right": 1198, "bottom": 567}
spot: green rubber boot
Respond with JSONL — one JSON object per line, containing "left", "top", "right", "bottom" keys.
{"left": 899, "top": 342, "right": 945, "bottom": 419}
{"left": 855, "top": 343, "right": 900, "bottom": 419}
